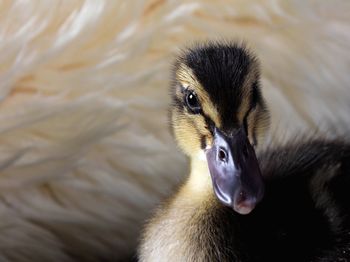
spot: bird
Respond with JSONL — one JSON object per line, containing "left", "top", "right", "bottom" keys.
{"left": 137, "top": 41, "right": 350, "bottom": 262}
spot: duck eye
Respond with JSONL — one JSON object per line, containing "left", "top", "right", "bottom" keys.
{"left": 185, "top": 91, "right": 201, "bottom": 113}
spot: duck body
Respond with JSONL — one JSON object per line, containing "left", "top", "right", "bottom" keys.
{"left": 140, "top": 139, "right": 350, "bottom": 261}
{"left": 239, "top": 139, "right": 350, "bottom": 262}
{"left": 138, "top": 42, "right": 350, "bottom": 262}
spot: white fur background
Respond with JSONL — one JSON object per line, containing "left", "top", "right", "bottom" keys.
{"left": 0, "top": 1, "right": 349, "bottom": 261}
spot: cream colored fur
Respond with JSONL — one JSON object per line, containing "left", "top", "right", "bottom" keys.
{"left": 0, "top": 1, "right": 349, "bottom": 261}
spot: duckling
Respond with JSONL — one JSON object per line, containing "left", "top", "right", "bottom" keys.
{"left": 138, "top": 41, "right": 350, "bottom": 262}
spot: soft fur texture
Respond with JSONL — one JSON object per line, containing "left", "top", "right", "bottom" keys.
{"left": 0, "top": 1, "right": 350, "bottom": 261}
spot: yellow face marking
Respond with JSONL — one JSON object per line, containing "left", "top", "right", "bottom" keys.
{"left": 237, "top": 59, "right": 259, "bottom": 123}
{"left": 171, "top": 63, "right": 221, "bottom": 156}
{"left": 171, "top": 61, "right": 267, "bottom": 155}
{"left": 175, "top": 63, "right": 222, "bottom": 129}
{"left": 246, "top": 103, "right": 270, "bottom": 146}
{"left": 172, "top": 108, "right": 201, "bottom": 156}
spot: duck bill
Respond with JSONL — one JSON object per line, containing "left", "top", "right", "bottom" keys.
{"left": 206, "top": 128, "right": 264, "bottom": 215}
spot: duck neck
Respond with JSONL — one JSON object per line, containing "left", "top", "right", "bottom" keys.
{"left": 182, "top": 151, "right": 213, "bottom": 200}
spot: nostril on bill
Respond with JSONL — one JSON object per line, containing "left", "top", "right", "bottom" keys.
{"left": 218, "top": 148, "right": 227, "bottom": 162}
{"left": 239, "top": 191, "right": 247, "bottom": 202}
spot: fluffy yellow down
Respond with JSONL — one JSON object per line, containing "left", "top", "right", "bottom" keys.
{"left": 0, "top": 1, "right": 349, "bottom": 261}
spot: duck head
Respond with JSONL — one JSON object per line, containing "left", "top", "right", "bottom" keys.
{"left": 170, "top": 42, "right": 270, "bottom": 214}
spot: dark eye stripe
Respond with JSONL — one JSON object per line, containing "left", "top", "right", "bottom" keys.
{"left": 200, "top": 135, "right": 206, "bottom": 150}
{"left": 251, "top": 81, "right": 260, "bottom": 108}
{"left": 243, "top": 104, "right": 254, "bottom": 134}
{"left": 242, "top": 81, "right": 261, "bottom": 133}
{"left": 243, "top": 116, "right": 249, "bottom": 134}
{"left": 202, "top": 113, "right": 215, "bottom": 136}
